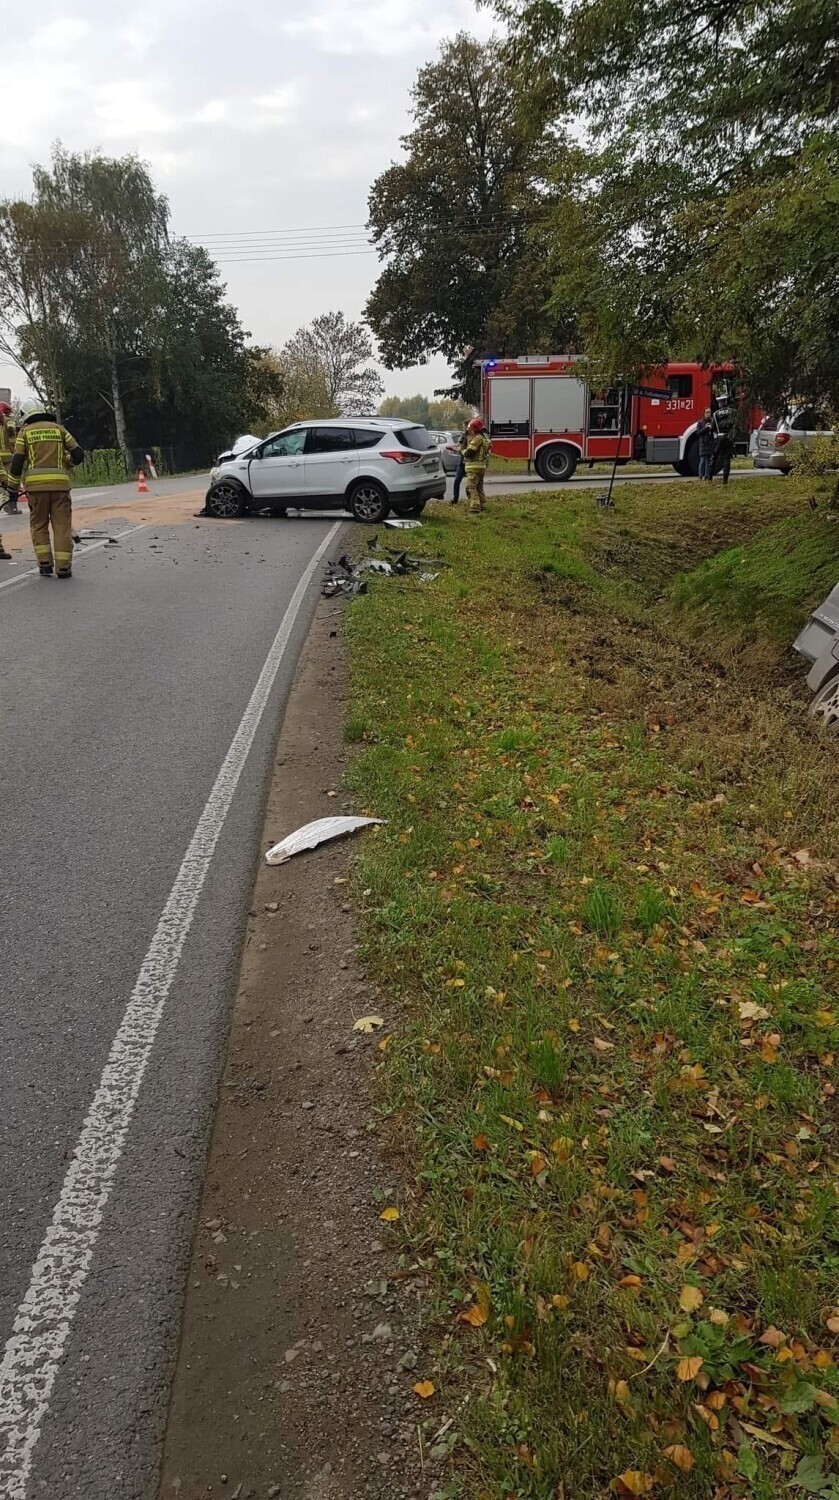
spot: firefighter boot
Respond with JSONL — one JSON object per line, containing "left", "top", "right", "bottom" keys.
{"left": 0, "top": 534, "right": 11, "bottom": 560}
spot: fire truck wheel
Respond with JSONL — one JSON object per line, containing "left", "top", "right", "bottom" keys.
{"left": 535, "top": 444, "right": 578, "bottom": 482}
{"left": 682, "top": 438, "right": 700, "bottom": 477}
{"left": 672, "top": 460, "right": 690, "bottom": 477}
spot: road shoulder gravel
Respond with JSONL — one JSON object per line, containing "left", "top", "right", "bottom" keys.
{"left": 158, "top": 597, "right": 426, "bottom": 1500}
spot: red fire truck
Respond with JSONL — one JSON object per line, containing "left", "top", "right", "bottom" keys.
{"left": 480, "top": 356, "right": 755, "bottom": 481}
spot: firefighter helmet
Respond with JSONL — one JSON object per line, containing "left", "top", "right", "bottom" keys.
{"left": 468, "top": 416, "right": 486, "bottom": 432}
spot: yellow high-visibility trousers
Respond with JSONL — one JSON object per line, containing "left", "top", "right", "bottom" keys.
{"left": 29, "top": 491, "right": 73, "bottom": 574}
{"left": 465, "top": 465, "right": 487, "bottom": 513}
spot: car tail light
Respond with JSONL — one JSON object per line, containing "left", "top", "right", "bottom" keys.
{"left": 445, "top": 444, "right": 458, "bottom": 452}
{"left": 775, "top": 432, "right": 791, "bottom": 447}
{"left": 380, "top": 449, "right": 422, "bottom": 464}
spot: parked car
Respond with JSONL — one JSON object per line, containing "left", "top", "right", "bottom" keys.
{"left": 427, "top": 430, "right": 462, "bottom": 474}
{"left": 753, "top": 406, "right": 833, "bottom": 472}
{"left": 793, "top": 582, "right": 839, "bottom": 734}
{"left": 206, "top": 419, "right": 446, "bottom": 524}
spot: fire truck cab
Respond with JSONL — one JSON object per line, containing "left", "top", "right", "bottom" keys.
{"left": 480, "top": 356, "right": 748, "bottom": 480}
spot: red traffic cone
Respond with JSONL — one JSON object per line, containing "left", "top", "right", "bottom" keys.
{"left": 137, "top": 469, "right": 149, "bottom": 494}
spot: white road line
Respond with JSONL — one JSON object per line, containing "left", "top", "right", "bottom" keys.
{"left": 0, "top": 524, "right": 150, "bottom": 595}
{"left": 0, "top": 520, "right": 342, "bottom": 1498}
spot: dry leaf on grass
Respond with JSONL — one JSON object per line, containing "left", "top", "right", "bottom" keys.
{"left": 353, "top": 1015, "right": 384, "bottom": 1033}
{"left": 676, "top": 1355, "right": 704, "bottom": 1381}
{"left": 663, "top": 1444, "right": 695, "bottom": 1472}
{"left": 612, "top": 1471, "right": 655, "bottom": 1495}
{"left": 380, "top": 1206, "right": 400, "bottom": 1223}
{"left": 679, "top": 1284, "right": 704, "bottom": 1313}
{"left": 459, "top": 1280, "right": 491, "bottom": 1327}
{"left": 412, "top": 1380, "right": 436, "bottom": 1399}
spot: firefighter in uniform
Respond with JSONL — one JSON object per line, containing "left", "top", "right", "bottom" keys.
{"left": 0, "top": 401, "right": 16, "bottom": 556}
{"left": 0, "top": 401, "right": 19, "bottom": 512}
{"left": 463, "top": 415, "right": 491, "bottom": 514}
{"left": 7, "top": 403, "right": 84, "bottom": 577}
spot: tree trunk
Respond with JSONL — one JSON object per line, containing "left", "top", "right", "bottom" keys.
{"left": 109, "top": 347, "right": 131, "bottom": 470}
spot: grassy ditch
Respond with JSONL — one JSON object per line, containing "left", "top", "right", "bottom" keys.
{"left": 345, "top": 477, "right": 839, "bottom": 1499}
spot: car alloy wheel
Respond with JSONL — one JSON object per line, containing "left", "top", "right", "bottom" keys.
{"left": 809, "top": 674, "right": 839, "bottom": 734}
{"left": 351, "top": 483, "right": 388, "bottom": 523}
{"left": 208, "top": 483, "right": 243, "bottom": 519}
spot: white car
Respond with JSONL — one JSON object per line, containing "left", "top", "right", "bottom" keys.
{"left": 753, "top": 406, "right": 833, "bottom": 472}
{"left": 206, "top": 418, "right": 445, "bottom": 524}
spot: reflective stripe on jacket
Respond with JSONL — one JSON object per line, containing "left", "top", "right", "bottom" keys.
{"left": 10, "top": 422, "right": 80, "bottom": 492}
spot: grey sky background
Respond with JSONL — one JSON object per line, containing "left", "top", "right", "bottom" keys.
{"left": 0, "top": 0, "right": 495, "bottom": 407}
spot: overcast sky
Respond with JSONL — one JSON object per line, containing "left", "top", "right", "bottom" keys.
{"left": 0, "top": 0, "right": 496, "bottom": 405}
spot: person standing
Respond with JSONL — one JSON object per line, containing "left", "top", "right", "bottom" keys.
{"left": 6, "top": 403, "right": 84, "bottom": 578}
{"left": 452, "top": 425, "right": 468, "bottom": 504}
{"left": 696, "top": 408, "right": 715, "bottom": 480}
{"left": 463, "top": 416, "right": 491, "bottom": 515}
{"left": 0, "top": 401, "right": 19, "bottom": 513}
{"left": 712, "top": 401, "right": 735, "bottom": 485}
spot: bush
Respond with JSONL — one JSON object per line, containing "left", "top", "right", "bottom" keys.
{"left": 74, "top": 449, "right": 129, "bottom": 487}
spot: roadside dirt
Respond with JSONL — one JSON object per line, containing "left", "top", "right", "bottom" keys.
{"left": 1, "top": 487, "right": 210, "bottom": 553}
{"left": 158, "top": 599, "right": 430, "bottom": 1500}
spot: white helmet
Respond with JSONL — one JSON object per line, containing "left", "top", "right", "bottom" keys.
{"left": 18, "top": 397, "right": 45, "bottom": 420}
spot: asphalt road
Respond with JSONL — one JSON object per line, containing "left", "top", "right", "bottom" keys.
{"left": 0, "top": 510, "right": 343, "bottom": 1498}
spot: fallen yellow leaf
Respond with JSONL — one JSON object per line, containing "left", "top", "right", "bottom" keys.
{"left": 353, "top": 1015, "right": 384, "bottom": 1033}
{"left": 459, "top": 1279, "right": 491, "bottom": 1327}
{"left": 380, "top": 1206, "right": 400, "bottom": 1223}
{"left": 459, "top": 1303, "right": 488, "bottom": 1327}
{"left": 663, "top": 1444, "right": 694, "bottom": 1472}
{"left": 612, "top": 1471, "right": 655, "bottom": 1496}
{"left": 412, "top": 1380, "right": 436, "bottom": 1399}
{"left": 594, "top": 1037, "right": 615, "bottom": 1052}
{"left": 708, "top": 1308, "right": 730, "bottom": 1327}
{"left": 679, "top": 1284, "right": 704, "bottom": 1313}
{"left": 676, "top": 1355, "right": 704, "bottom": 1381}
{"left": 572, "top": 1260, "right": 589, "bottom": 1281}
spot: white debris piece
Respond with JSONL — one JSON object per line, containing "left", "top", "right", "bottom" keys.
{"left": 383, "top": 516, "right": 423, "bottom": 529}
{"left": 265, "top": 816, "right": 386, "bottom": 865}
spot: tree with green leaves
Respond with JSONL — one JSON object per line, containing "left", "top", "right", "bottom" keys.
{"left": 280, "top": 311, "right": 383, "bottom": 416}
{"left": 379, "top": 393, "right": 474, "bottom": 429}
{"left": 32, "top": 147, "right": 169, "bottom": 464}
{"left": 489, "top": 0, "right": 839, "bottom": 416}
{"left": 366, "top": 32, "right": 574, "bottom": 400}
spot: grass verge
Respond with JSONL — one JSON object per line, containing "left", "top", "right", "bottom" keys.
{"left": 345, "top": 478, "right": 839, "bottom": 1500}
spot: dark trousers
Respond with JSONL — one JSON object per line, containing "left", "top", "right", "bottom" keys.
{"left": 714, "top": 446, "right": 732, "bottom": 484}
{"left": 453, "top": 457, "right": 465, "bottom": 501}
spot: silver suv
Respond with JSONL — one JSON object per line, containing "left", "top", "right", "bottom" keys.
{"left": 753, "top": 406, "right": 833, "bottom": 472}
{"left": 206, "top": 419, "right": 445, "bottom": 524}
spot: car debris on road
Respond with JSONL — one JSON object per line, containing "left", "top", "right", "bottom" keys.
{"left": 265, "top": 816, "right": 386, "bottom": 865}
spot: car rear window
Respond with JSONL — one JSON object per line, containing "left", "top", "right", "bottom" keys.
{"left": 352, "top": 428, "right": 382, "bottom": 448}
{"left": 395, "top": 426, "right": 433, "bottom": 451}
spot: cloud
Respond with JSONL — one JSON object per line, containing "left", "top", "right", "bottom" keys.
{"left": 31, "top": 17, "right": 92, "bottom": 46}
{"left": 282, "top": 0, "right": 487, "bottom": 55}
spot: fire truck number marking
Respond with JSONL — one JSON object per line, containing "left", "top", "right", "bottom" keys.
{"left": 665, "top": 399, "right": 694, "bottom": 411}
